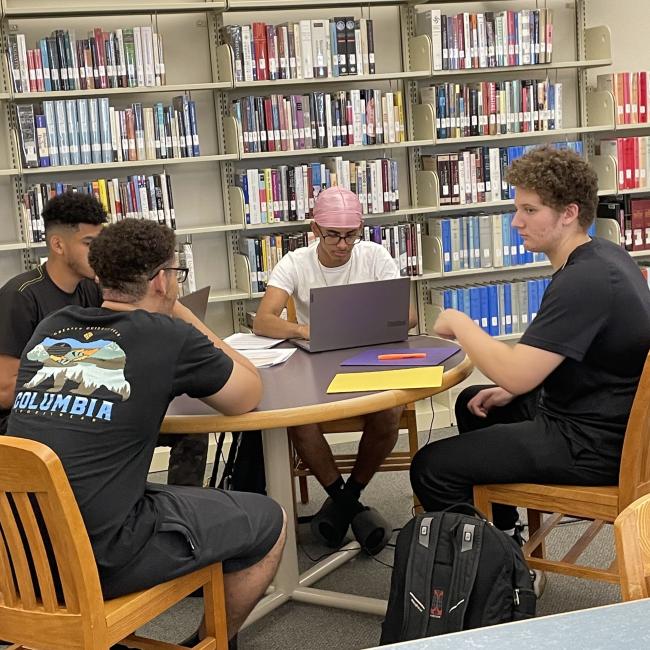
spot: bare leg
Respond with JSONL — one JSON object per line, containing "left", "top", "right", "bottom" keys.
{"left": 351, "top": 407, "right": 403, "bottom": 485}
{"left": 289, "top": 423, "right": 340, "bottom": 487}
{"left": 222, "top": 509, "right": 287, "bottom": 636}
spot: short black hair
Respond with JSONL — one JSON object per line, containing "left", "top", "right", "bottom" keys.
{"left": 42, "top": 191, "right": 108, "bottom": 233}
{"left": 88, "top": 219, "right": 176, "bottom": 299}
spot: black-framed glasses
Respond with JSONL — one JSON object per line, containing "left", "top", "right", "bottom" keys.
{"left": 149, "top": 266, "right": 189, "bottom": 283}
{"left": 316, "top": 225, "right": 362, "bottom": 246}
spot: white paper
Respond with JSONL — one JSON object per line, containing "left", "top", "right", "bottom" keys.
{"left": 223, "top": 332, "right": 286, "bottom": 350}
{"left": 239, "top": 348, "right": 296, "bottom": 368}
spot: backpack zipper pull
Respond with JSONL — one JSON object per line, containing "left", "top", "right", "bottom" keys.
{"left": 514, "top": 588, "right": 520, "bottom": 606}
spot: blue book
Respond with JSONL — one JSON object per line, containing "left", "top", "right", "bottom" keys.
{"left": 504, "top": 283, "right": 513, "bottom": 335}
{"left": 98, "top": 98, "right": 113, "bottom": 163}
{"left": 469, "top": 286, "right": 481, "bottom": 327}
{"left": 488, "top": 284, "right": 499, "bottom": 336}
{"left": 528, "top": 279, "right": 539, "bottom": 322}
{"left": 188, "top": 99, "right": 200, "bottom": 156}
{"left": 65, "top": 99, "right": 81, "bottom": 165}
{"left": 438, "top": 86, "right": 447, "bottom": 138}
{"left": 42, "top": 101, "right": 60, "bottom": 167}
{"left": 450, "top": 288, "right": 458, "bottom": 310}
{"left": 443, "top": 288, "right": 452, "bottom": 309}
{"left": 76, "top": 99, "right": 92, "bottom": 165}
{"left": 455, "top": 287, "right": 463, "bottom": 313}
{"left": 237, "top": 172, "right": 251, "bottom": 224}
{"left": 479, "top": 285, "right": 489, "bottom": 333}
{"left": 440, "top": 219, "right": 452, "bottom": 272}
{"left": 54, "top": 100, "right": 71, "bottom": 166}
{"left": 537, "top": 278, "right": 547, "bottom": 309}
{"left": 87, "top": 98, "right": 102, "bottom": 164}
{"left": 39, "top": 39, "right": 52, "bottom": 92}
{"left": 330, "top": 22, "right": 339, "bottom": 77}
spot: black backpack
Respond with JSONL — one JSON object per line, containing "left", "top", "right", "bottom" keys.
{"left": 209, "top": 430, "right": 266, "bottom": 494}
{"left": 380, "top": 505, "right": 536, "bottom": 644}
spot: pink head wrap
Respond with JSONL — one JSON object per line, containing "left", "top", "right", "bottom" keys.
{"left": 313, "top": 187, "right": 362, "bottom": 229}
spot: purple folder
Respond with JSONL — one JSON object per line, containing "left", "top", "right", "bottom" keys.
{"left": 340, "top": 346, "right": 461, "bottom": 367}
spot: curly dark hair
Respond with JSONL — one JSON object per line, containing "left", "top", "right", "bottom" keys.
{"left": 505, "top": 146, "right": 598, "bottom": 230}
{"left": 88, "top": 219, "right": 176, "bottom": 299}
{"left": 42, "top": 191, "right": 108, "bottom": 233}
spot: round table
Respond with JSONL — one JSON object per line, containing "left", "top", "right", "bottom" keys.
{"left": 162, "top": 336, "right": 472, "bottom": 625}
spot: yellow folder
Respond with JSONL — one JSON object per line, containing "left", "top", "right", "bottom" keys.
{"left": 326, "top": 366, "right": 444, "bottom": 394}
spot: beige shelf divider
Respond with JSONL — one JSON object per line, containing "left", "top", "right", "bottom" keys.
{"left": 591, "top": 154, "right": 618, "bottom": 194}
{"left": 222, "top": 116, "right": 242, "bottom": 156}
{"left": 408, "top": 34, "right": 432, "bottom": 74}
{"left": 415, "top": 170, "right": 440, "bottom": 209}
{"left": 585, "top": 25, "right": 612, "bottom": 61}
{"left": 233, "top": 252, "right": 254, "bottom": 296}
{"left": 412, "top": 103, "right": 435, "bottom": 143}
{"left": 587, "top": 90, "right": 616, "bottom": 128}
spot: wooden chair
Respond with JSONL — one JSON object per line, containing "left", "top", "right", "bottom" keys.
{"left": 474, "top": 351, "right": 650, "bottom": 586}
{"left": 0, "top": 436, "right": 228, "bottom": 650}
{"left": 615, "top": 492, "right": 650, "bottom": 600}
{"left": 285, "top": 297, "right": 421, "bottom": 506}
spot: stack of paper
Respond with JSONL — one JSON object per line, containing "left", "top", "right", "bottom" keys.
{"left": 223, "top": 332, "right": 285, "bottom": 350}
{"left": 327, "top": 366, "right": 444, "bottom": 393}
{"left": 240, "top": 348, "right": 296, "bottom": 368}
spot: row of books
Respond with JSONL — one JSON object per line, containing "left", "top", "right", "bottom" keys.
{"left": 220, "top": 17, "right": 375, "bottom": 82}
{"left": 421, "top": 78, "right": 563, "bottom": 140}
{"left": 236, "top": 157, "right": 399, "bottom": 224}
{"left": 239, "top": 232, "right": 312, "bottom": 292}
{"left": 431, "top": 277, "right": 551, "bottom": 337}
{"left": 16, "top": 96, "right": 200, "bottom": 168}
{"left": 362, "top": 223, "right": 423, "bottom": 278}
{"left": 421, "top": 141, "right": 584, "bottom": 206}
{"left": 598, "top": 197, "right": 650, "bottom": 252}
{"left": 417, "top": 8, "right": 554, "bottom": 72}
{"left": 7, "top": 27, "right": 166, "bottom": 94}
{"left": 599, "top": 137, "right": 650, "bottom": 191}
{"left": 232, "top": 89, "right": 405, "bottom": 153}
{"left": 430, "top": 213, "right": 546, "bottom": 273}
{"left": 597, "top": 72, "right": 650, "bottom": 126}
{"left": 21, "top": 174, "right": 177, "bottom": 243}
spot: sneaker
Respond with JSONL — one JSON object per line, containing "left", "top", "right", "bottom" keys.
{"left": 530, "top": 568, "right": 547, "bottom": 598}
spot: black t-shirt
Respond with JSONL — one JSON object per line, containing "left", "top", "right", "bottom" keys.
{"left": 0, "top": 264, "right": 102, "bottom": 432}
{"left": 521, "top": 238, "right": 650, "bottom": 463}
{"left": 7, "top": 306, "right": 234, "bottom": 575}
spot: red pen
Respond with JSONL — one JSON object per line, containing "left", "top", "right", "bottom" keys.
{"left": 377, "top": 353, "right": 427, "bottom": 360}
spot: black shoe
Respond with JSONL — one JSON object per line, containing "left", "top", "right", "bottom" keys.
{"left": 310, "top": 497, "right": 352, "bottom": 547}
{"left": 350, "top": 507, "right": 392, "bottom": 555}
{"left": 511, "top": 521, "right": 526, "bottom": 547}
{"left": 180, "top": 629, "right": 238, "bottom": 648}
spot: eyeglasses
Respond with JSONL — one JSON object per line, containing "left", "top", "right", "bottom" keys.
{"left": 316, "top": 225, "right": 362, "bottom": 246}
{"left": 149, "top": 266, "right": 189, "bottom": 283}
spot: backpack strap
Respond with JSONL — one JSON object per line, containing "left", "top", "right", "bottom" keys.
{"left": 443, "top": 516, "right": 485, "bottom": 633}
{"left": 401, "top": 513, "right": 443, "bottom": 640}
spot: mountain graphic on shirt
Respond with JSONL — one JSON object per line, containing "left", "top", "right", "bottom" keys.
{"left": 23, "top": 336, "right": 131, "bottom": 400}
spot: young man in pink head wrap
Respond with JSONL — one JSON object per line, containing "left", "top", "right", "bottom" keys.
{"left": 254, "top": 186, "right": 417, "bottom": 555}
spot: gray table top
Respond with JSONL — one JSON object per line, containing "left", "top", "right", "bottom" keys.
{"left": 168, "top": 335, "right": 464, "bottom": 416}
{"left": 373, "top": 599, "right": 650, "bottom": 649}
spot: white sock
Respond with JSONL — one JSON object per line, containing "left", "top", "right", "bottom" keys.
{"left": 502, "top": 527, "right": 515, "bottom": 536}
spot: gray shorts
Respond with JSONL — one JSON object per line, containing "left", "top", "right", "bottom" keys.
{"left": 101, "top": 483, "right": 284, "bottom": 599}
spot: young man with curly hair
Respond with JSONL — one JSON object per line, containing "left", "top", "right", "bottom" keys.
{"left": 410, "top": 146, "right": 650, "bottom": 553}
{"left": 7, "top": 218, "right": 286, "bottom": 646}
{"left": 0, "top": 191, "right": 107, "bottom": 434}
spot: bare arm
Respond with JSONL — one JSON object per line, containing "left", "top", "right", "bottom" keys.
{"left": 0, "top": 354, "right": 19, "bottom": 410}
{"left": 433, "top": 309, "right": 564, "bottom": 395}
{"left": 171, "top": 301, "right": 262, "bottom": 414}
{"left": 253, "top": 286, "right": 309, "bottom": 340}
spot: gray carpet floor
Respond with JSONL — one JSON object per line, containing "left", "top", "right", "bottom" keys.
{"left": 2, "top": 426, "right": 622, "bottom": 649}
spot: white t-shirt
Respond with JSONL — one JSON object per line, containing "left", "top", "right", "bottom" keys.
{"left": 268, "top": 240, "right": 400, "bottom": 325}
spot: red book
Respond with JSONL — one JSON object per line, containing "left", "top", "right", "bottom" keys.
{"left": 93, "top": 28, "right": 108, "bottom": 89}
{"left": 263, "top": 97, "right": 275, "bottom": 152}
{"left": 630, "top": 199, "right": 646, "bottom": 251}
{"left": 622, "top": 72, "right": 631, "bottom": 125}
{"left": 640, "top": 72, "right": 648, "bottom": 123}
{"left": 252, "top": 23, "right": 269, "bottom": 81}
{"left": 27, "top": 49, "right": 37, "bottom": 92}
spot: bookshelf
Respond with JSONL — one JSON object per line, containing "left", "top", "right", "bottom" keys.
{"left": 0, "top": 0, "right": 636, "bottom": 428}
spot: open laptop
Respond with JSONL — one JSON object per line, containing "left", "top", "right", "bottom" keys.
{"left": 293, "top": 277, "right": 410, "bottom": 353}
{"left": 179, "top": 286, "right": 210, "bottom": 322}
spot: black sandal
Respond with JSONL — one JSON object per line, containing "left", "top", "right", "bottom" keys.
{"left": 310, "top": 497, "right": 351, "bottom": 547}
{"left": 351, "top": 507, "right": 392, "bottom": 555}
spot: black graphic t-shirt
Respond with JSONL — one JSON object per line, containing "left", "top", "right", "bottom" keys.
{"left": 8, "top": 305, "right": 233, "bottom": 575}
{"left": 0, "top": 264, "right": 102, "bottom": 433}
{"left": 521, "top": 238, "right": 650, "bottom": 464}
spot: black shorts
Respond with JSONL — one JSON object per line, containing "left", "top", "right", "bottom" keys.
{"left": 101, "top": 483, "right": 284, "bottom": 599}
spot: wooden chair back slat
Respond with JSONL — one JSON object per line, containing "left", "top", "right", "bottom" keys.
{"left": 36, "top": 492, "right": 80, "bottom": 613}
{"left": 0, "top": 519, "right": 17, "bottom": 606}
{"left": 0, "top": 492, "right": 36, "bottom": 608}
{"left": 619, "top": 351, "right": 650, "bottom": 510}
{"left": 13, "top": 492, "right": 58, "bottom": 612}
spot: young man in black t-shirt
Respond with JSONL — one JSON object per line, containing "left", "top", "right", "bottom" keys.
{"left": 8, "top": 219, "right": 286, "bottom": 643}
{"left": 0, "top": 192, "right": 106, "bottom": 433}
{"left": 410, "top": 147, "right": 650, "bottom": 537}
